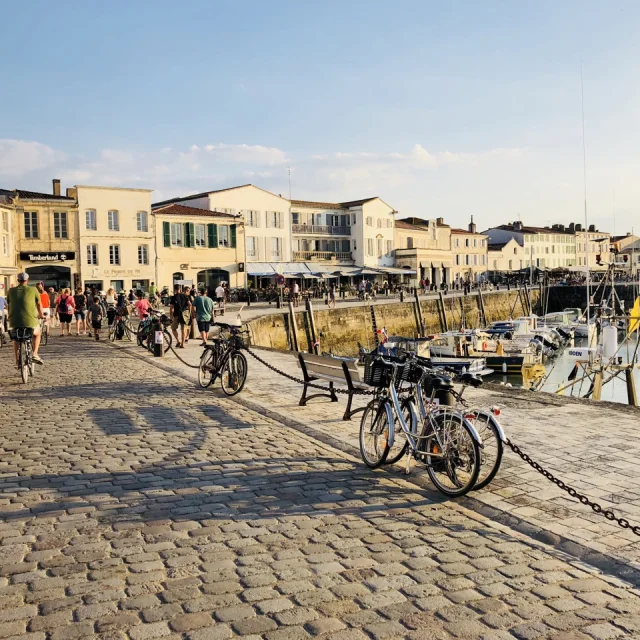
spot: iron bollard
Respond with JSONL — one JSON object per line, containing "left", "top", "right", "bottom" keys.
{"left": 276, "top": 296, "right": 282, "bottom": 309}
{"left": 151, "top": 318, "right": 164, "bottom": 358}
{"left": 400, "top": 290, "right": 404, "bottom": 302}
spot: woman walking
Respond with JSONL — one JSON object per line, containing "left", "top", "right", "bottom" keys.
{"left": 105, "top": 287, "right": 117, "bottom": 327}
{"left": 73, "top": 287, "right": 87, "bottom": 336}
{"left": 56, "top": 288, "right": 75, "bottom": 336}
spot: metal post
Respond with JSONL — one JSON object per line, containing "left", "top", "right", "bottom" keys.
{"left": 438, "top": 291, "right": 449, "bottom": 332}
{"left": 400, "top": 290, "right": 404, "bottom": 303}
{"left": 414, "top": 289, "right": 425, "bottom": 336}
{"left": 288, "top": 301, "right": 299, "bottom": 352}
{"left": 305, "top": 297, "right": 319, "bottom": 355}
{"left": 370, "top": 305, "right": 379, "bottom": 347}
{"left": 152, "top": 319, "right": 164, "bottom": 358}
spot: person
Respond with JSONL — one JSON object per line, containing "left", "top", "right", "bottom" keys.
{"left": 169, "top": 284, "right": 191, "bottom": 348}
{"left": 36, "top": 282, "right": 50, "bottom": 331}
{"left": 87, "top": 296, "right": 104, "bottom": 341}
{"left": 134, "top": 292, "right": 151, "bottom": 319}
{"left": 192, "top": 288, "right": 214, "bottom": 346}
{"left": 105, "top": 288, "right": 117, "bottom": 327}
{"left": 328, "top": 283, "right": 336, "bottom": 309}
{"left": 56, "top": 288, "right": 74, "bottom": 336}
{"left": 0, "top": 290, "right": 7, "bottom": 335}
{"left": 117, "top": 290, "right": 127, "bottom": 309}
{"left": 6, "top": 272, "right": 44, "bottom": 365}
{"left": 48, "top": 287, "right": 57, "bottom": 327}
{"left": 73, "top": 287, "right": 87, "bottom": 336}
{"left": 292, "top": 281, "right": 300, "bottom": 308}
{"left": 215, "top": 282, "right": 225, "bottom": 316}
{"left": 128, "top": 289, "right": 135, "bottom": 303}
{"left": 149, "top": 282, "right": 157, "bottom": 301}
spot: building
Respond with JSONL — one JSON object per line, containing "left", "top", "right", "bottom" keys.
{"left": 152, "top": 204, "right": 246, "bottom": 290}
{"left": 394, "top": 217, "right": 453, "bottom": 286}
{"left": 1, "top": 181, "right": 79, "bottom": 290}
{"left": 487, "top": 238, "right": 527, "bottom": 276}
{"left": 451, "top": 217, "right": 488, "bottom": 282}
{"left": 0, "top": 195, "right": 17, "bottom": 293}
{"left": 611, "top": 232, "right": 640, "bottom": 253}
{"left": 484, "top": 221, "right": 576, "bottom": 270}
{"left": 76, "top": 185, "right": 155, "bottom": 293}
{"left": 153, "top": 185, "right": 292, "bottom": 270}
{"left": 573, "top": 224, "right": 609, "bottom": 270}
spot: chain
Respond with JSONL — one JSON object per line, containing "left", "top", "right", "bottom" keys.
{"left": 244, "top": 347, "right": 374, "bottom": 396}
{"left": 505, "top": 439, "right": 640, "bottom": 536}
{"left": 166, "top": 343, "right": 201, "bottom": 369}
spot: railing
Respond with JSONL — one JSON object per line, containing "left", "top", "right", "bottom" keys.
{"left": 292, "top": 224, "right": 351, "bottom": 236}
{"left": 293, "top": 251, "right": 354, "bottom": 262}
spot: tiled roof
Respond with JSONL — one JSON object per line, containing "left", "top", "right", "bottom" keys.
{"left": 152, "top": 204, "right": 239, "bottom": 219}
{"left": 340, "top": 197, "right": 377, "bottom": 207}
{"left": 0, "top": 188, "right": 75, "bottom": 202}
{"left": 451, "top": 228, "right": 486, "bottom": 235}
{"left": 290, "top": 199, "right": 343, "bottom": 209}
{"left": 489, "top": 224, "right": 574, "bottom": 235}
{"left": 488, "top": 242, "right": 508, "bottom": 251}
{"left": 395, "top": 220, "right": 421, "bottom": 230}
{"left": 152, "top": 183, "right": 287, "bottom": 208}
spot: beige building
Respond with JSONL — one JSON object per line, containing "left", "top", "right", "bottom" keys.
{"left": 394, "top": 217, "right": 453, "bottom": 286}
{"left": 76, "top": 185, "right": 155, "bottom": 293}
{"left": 487, "top": 238, "right": 527, "bottom": 274}
{"left": 451, "top": 218, "right": 488, "bottom": 282}
{"left": 574, "top": 225, "right": 610, "bottom": 270}
{"left": 2, "top": 181, "right": 79, "bottom": 290}
{"left": 152, "top": 204, "right": 246, "bottom": 290}
{"left": 0, "top": 196, "right": 17, "bottom": 293}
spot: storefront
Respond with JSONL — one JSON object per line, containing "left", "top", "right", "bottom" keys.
{"left": 19, "top": 252, "right": 77, "bottom": 291}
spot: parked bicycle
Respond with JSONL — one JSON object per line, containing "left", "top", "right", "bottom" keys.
{"left": 198, "top": 322, "right": 248, "bottom": 395}
{"left": 109, "top": 310, "right": 135, "bottom": 342}
{"left": 136, "top": 310, "right": 172, "bottom": 352}
{"left": 10, "top": 327, "right": 36, "bottom": 384}
{"left": 359, "top": 353, "right": 483, "bottom": 497}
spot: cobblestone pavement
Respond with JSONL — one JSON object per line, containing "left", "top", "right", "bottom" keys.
{"left": 128, "top": 338, "right": 640, "bottom": 580}
{"left": 2, "top": 338, "right": 640, "bottom": 639}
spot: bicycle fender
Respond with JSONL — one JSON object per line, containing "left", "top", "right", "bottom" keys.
{"left": 383, "top": 401, "right": 396, "bottom": 448}
{"left": 430, "top": 406, "right": 484, "bottom": 448}
{"left": 471, "top": 410, "right": 506, "bottom": 443}
{"left": 405, "top": 399, "right": 419, "bottom": 437}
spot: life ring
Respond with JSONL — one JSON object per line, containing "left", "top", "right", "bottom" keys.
{"left": 482, "top": 341, "right": 488, "bottom": 351}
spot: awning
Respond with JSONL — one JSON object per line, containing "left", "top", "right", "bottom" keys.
{"left": 382, "top": 266, "right": 417, "bottom": 275}
{"left": 247, "top": 263, "right": 276, "bottom": 276}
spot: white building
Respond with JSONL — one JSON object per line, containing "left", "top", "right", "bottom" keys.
{"left": 488, "top": 238, "right": 527, "bottom": 274}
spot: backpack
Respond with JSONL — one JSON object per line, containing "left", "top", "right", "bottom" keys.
{"left": 74, "top": 294, "right": 85, "bottom": 310}
{"left": 58, "top": 295, "right": 70, "bottom": 313}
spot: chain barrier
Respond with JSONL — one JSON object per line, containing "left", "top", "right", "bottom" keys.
{"left": 505, "top": 439, "right": 640, "bottom": 536}
{"left": 166, "top": 342, "right": 201, "bottom": 369}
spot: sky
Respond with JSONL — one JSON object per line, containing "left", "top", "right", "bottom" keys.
{"left": 1, "top": 0, "right": 639, "bottom": 233}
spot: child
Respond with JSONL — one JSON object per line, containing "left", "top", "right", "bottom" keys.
{"left": 88, "top": 296, "right": 103, "bottom": 341}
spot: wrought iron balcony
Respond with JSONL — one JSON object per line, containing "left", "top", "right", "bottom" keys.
{"left": 293, "top": 251, "right": 354, "bottom": 263}
{"left": 292, "top": 224, "right": 351, "bottom": 236}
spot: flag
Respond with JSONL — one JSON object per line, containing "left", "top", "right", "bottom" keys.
{"left": 630, "top": 296, "right": 640, "bottom": 334}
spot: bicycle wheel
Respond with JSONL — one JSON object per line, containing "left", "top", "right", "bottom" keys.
{"left": 385, "top": 398, "right": 414, "bottom": 465}
{"left": 468, "top": 412, "right": 503, "bottom": 490}
{"left": 359, "top": 398, "right": 391, "bottom": 468}
{"left": 109, "top": 324, "right": 117, "bottom": 342}
{"left": 162, "top": 329, "right": 172, "bottom": 352}
{"left": 19, "top": 343, "right": 29, "bottom": 384}
{"left": 136, "top": 325, "right": 148, "bottom": 347}
{"left": 41, "top": 326, "right": 48, "bottom": 347}
{"left": 422, "top": 411, "right": 480, "bottom": 497}
{"left": 220, "top": 351, "right": 247, "bottom": 396}
{"left": 198, "top": 348, "right": 216, "bottom": 388}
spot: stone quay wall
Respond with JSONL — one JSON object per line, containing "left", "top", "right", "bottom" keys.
{"left": 247, "top": 288, "right": 540, "bottom": 356}
{"left": 545, "top": 284, "right": 639, "bottom": 313}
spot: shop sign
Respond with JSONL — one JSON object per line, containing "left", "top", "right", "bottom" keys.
{"left": 19, "top": 252, "right": 75, "bottom": 262}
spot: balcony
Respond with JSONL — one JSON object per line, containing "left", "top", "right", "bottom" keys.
{"left": 292, "top": 224, "right": 351, "bottom": 236}
{"left": 293, "top": 251, "right": 354, "bottom": 263}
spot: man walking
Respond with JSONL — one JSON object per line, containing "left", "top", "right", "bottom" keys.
{"left": 7, "top": 272, "right": 44, "bottom": 365}
{"left": 215, "top": 282, "right": 225, "bottom": 316}
{"left": 193, "top": 288, "right": 214, "bottom": 346}
{"left": 170, "top": 285, "right": 191, "bottom": 348}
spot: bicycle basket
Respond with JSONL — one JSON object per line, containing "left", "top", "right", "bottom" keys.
{"left": 9, "top": 327, "right": 34, "bottom": 341}
{"left": 363, "top": 354, "right": 392, "bottom": 387}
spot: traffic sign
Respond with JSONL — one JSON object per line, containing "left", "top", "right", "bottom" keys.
{"left": 276, "top": 274, "right": 285, "bottom": 287}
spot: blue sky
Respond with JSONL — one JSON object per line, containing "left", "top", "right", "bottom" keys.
{"left": 1, "top": 0, "right": 639, "bottom": 232}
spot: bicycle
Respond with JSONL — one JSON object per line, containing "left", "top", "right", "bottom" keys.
{"left": 10, "top": 327, "right": 35, "bottom": 384}
{"left": 358, "top": 353, "right": 482, "bottom": 497}
{"left": 109, "top": 310, "right": 134, "bottom": 342}
{"left": 40, "top": 316, "right": 50, "bottom": 347}
{"left": 136, "top": 311, "right": 172, "bottom": 352}
{"left": 198, "top": 322, "right": 248, "bottom": 395}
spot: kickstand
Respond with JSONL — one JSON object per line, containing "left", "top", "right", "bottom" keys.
{"left": 404, "top": 451, "right": 413, "bottom": 475}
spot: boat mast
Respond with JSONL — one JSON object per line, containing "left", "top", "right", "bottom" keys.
{"left": 581, "top": 63, "right": 591, "bottom": 333}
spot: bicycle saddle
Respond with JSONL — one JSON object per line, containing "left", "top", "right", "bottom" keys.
{"left": 431, "top": 376, "right": 454, "bottom": 390}
{"left": 458, "top": 372, "right": 483, "bottom": 388}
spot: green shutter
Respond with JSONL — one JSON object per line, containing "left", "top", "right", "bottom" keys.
{"left": 183, "top": 222, "right": 194, "bottom": 247}
{"left": 207, "top": 223, "right": 218, "bottom": 248}
{"left": 163, "top": 221, "right": 170, "bottom": 247}
{"left": 188, "top": 222, "right": 195, "bottom": 248}
{"left": 230, "top": 224, "right": 237, "bottom": 249}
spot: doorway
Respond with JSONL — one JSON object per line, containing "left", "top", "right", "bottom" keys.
{"left": 26, "top": 265, "right": 71, "bottom": 291}
{"left": 197, "top": 269, "right": 229, "bottom": 297}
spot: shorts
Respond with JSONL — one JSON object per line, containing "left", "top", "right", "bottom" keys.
{"left": 92, "top": 320, "right": 102, "bottom": 330}
{"left": 74, "top": 310, "right": 86, "bottom": 320}
{"left": 197, "top": 320, "right": 211, "bottom": 333}
{"left": 42, "top": 309, "right": 50, "bottom": 318}
{"left": 216, "top": 297, "right": 224, "bottom": 305}
{"left": 171, "top": 315, "right": 186, "bottom": 331}
{"left": 59, "top": 313, "right": 73, "bottom": 324}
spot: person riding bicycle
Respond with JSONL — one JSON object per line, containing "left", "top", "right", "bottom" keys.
{"left": 7, "top": 272, "right": 44, "bottom": 366}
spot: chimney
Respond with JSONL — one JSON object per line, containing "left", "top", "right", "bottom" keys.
{"left": 52, "top": 179, "right": 61, "bottom": 196}
{"left": 66, "top": 187, "right": 77, "bottom": 200}
{"left": 588, "top": 224, "right": 595, "bottom": 232}
{"left": 513, "top": 221, "right": 522, "bottom": 231}
{"left": 468, "top": 215, "right": 476, "bottom": 234}
{"left": 575, "top": 223, "right": 582, "bottom": 232}
{"left": 436, "top": 217, "right": 444, "bottom": 226}
{"left": 627, "top": 232, "right": 632, "bottom": 237}
{"left": 569, "top": 223, "right": 575, "bottom": 232}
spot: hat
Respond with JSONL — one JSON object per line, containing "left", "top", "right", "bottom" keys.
{"left": 17, "top": 272, "right": 29, "bottom": 282}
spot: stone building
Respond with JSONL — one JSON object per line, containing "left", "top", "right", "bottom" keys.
{"left": 487, "top": 238, "right": 527, "bottom": 276}
{"left": 0, "top": 195, "right": 17, "bottom": 293}
{"left": 451, "top": 217, "right": 488, "bottom": 282}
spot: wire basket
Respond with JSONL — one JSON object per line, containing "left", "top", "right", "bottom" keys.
{"left": 363, "top": 354, "right": 411, "bottom": 389}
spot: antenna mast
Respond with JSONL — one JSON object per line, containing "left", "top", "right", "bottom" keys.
{"left": 581, "top": 62, "right": 591, "bottom": 330}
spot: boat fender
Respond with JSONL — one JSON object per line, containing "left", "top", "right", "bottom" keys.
{"left": 502, "top": 361, "right": 507, "bottom": 373}
{"left": 482, "top": 341, "right": 488, "bottom": 351}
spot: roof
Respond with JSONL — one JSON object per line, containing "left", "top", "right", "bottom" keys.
{"left": 152, "top": 183, "right": 285, "bottom": 208}
{"left": 451, "top": 228, "right": 486, "bottom": 236}
{"left": 488, "top": 242, "right": 508, "bottom": 251}
{"left": 489, "top": 224, "right": 574, "bottom": 235}
{"left": 611, "top": 234, "right": 638, "bottom": 242}
{"left": 339, "top": 197, "right": 377, "bottom": 208}
{"left": 152, "top": 203, "right": 239, "bottom": 219}
{"left": 395, "top": 220, "right": 422, "bottom": 231}
{"left": 290, "top": 199, "right": 343, "bottom": 209}
{"left": 0, "top": 188, "right": 75, "bottom": 202}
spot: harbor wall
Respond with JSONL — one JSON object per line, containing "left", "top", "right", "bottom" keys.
{"left": 247, "top": 289, "right": 540, "bottom": 357}
{"left": 544, "top": 284, "right": 639, "bottom": 313}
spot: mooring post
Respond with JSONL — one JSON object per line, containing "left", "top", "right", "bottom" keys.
{"left": 288, "top": 301, "right": 299, "bottom": 352}
{"left": 477, "top": 289, "right": 487, "bottom": 327}
{"left": 592, "top": 371, "right": 603, "bottom": 401}
{"left": 370, "top": 304, "right": 380, "bottom": 347}
{"left": 305, "top": 297, "right": 319, "bottom": 355}
{"left": 414, "top": 289, "right": 425, "bottom": 336}
{"left": 438, "top": 291, "right": 448, "bottom": 332}
{"left": 626, "top": 368, "right": 638, "bottom": 407}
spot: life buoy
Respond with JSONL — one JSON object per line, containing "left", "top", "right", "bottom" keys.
{"left": 482, "top": 341, "right": 488, "bottom": 351}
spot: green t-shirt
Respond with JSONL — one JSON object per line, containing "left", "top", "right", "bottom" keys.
{"left": 149, "top": 284, "right": 157, "bottom": 296}
{"left": 7, "top": 285, "right": 39, "bottom": 329}
{"left": 192, "top": 295, "right": 214, "bottom": 322}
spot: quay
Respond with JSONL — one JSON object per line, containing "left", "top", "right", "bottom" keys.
{"left": 1, "top": 336, "right": 640, "bottom": 639}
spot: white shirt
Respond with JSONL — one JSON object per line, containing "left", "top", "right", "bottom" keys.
{"left": 0, "top": 296, "right": 5, "bottom": 312}
{"left": 215, "top": 286, "right": 225, "bottom": 299}
{"left": 293, "top": 283, "right": 300, "bottom": 294}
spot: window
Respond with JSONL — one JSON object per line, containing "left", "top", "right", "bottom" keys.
{"left": 53, "top": 212, "right": 68, "bottom": 239}
{"left": 465, "top": 238, "right": 470, "bottom": 247}
{"left": 136, "top": 211, "right": 148, "bottom": 232}
{"left": 377, "top": 239, "right": 383, "bottom": 257}
{"left": 271, "top": 237, "right": 282, "bottom": 259}
{"left": 191, "top": 224, "right": 205, "bottom": 247}
{"left": 86, "top": 210, "right": 97, "bottom": 230}
{"left": 291, "top": 212, "right": 299, "bottom": 225}
{"left": 170, "top": 223, "right": 183, "bottom": 246}
{"left": 455, "top": 238, "right": 459, "bottom": 248}
{"left": 508, "top": 259, "right": 513, "bottom": 270}
{"left": 473, "top": 255, "right": 478, "bottom": 265}
{"left": 246, "top": 210, "right": 260, "bottom": 227}
{"left": 109, "top": 245, "right": 120, "bottom": 265}
{"left": 266, "top": 211, "right": 283, "bottom": 228}
{"left": 247, "top": 237, "right": 257, "bottom": 259}
{"left": 367, "top": 239, "right": 374, "bottom": 256}
{"left": 465, "top": 255, "right": 470, "bottom": 265}
{"left": 24, "top": 212, "right": 38, "bottom": 238}
{"left": 386, "top": 240, "right": 392, "bottom": 254}
{"left": 352, "top": 214, "right": 356, "bottom": 225}
{"left": 108, "top": 210, "right": 119, "bottom": 231}
{"left": 407, "top": 237, "right": 414, "bottom": 249}
{"left": 473, "top": 239, "right": 477, "bottom": 248}
{"left": 87, "top": 244, "right": 98, "bottom": 265}
{"left": 514, "top": 247, "right": 518, "bottom": 254}
{"left": 1, "top": 211, "right": 7, "bottom": 232}
{"left": 387, "top": 219, "right": 393, "bottom": 228}
{"left": 352, "top": 239, "right": 357, "bottom": 250}
{"left": 456, "top": 255, "right": 460, "bottom": 265}
{"left": 376, "top": 219, "right": 382, "bottom": 228}
{"left": 366, "top": 216, "right": 373, "bottom": 227}
{"left": 138, "top": 244, "right": 149, "bottom": 265}
{"left": 219, "top": 208, "right": 236, "bottom": 215}
{"left": 2, "top": 235, "right": 7, "bottom": 256}
{"left": 218, "top": 225, "right": 230, "bottom": 247}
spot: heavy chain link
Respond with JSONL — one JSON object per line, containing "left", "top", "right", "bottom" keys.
{"left": 244, "top": 347, "right": 374, "bottom": 396}
{"left": 505, "top": 439, "right": 640, "bottom": 536}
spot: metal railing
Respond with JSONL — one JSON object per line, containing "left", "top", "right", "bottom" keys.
{"left": 292, "top": 224, "right": 351, "bottom": 236}
{"left": 293, "top": 251, "right": 354, "bottom": 262}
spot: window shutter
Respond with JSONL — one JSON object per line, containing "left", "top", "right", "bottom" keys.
{"left": 163, "top": 221, "right": 170, "bottom": 247}
{"left": 230, "top": 224, "right": 237, "bottom": 249}
{"left": 188, "top": 222, "right": 195, "bottom": 248}
{"left": 207, "top": 223, "right": 218, "bottom": 248}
